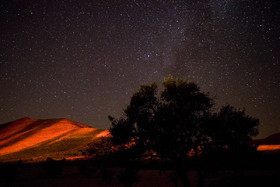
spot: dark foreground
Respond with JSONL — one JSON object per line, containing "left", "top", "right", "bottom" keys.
{"left": 1, "top": 151, "right": 280, "bottom": 187}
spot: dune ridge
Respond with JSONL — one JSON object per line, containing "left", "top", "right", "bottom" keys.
{"left": 0, "top": 118, "right": 109, "bottom": 161}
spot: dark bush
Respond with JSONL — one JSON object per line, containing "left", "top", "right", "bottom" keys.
{"left": 0, "top": 163, "right": 20, "bottom": 181}
{"left": 42, "top": 157, "right": 65, "bottom": 178}
{"left": 117, "top": 167, "right": 140, "bottom": 187}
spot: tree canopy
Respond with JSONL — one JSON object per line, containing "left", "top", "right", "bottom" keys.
{"left": 109, "top": 76, "right": 259, "bottom": 186}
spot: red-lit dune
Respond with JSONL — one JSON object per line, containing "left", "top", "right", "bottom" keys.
{"left": 96, "top": 130, "right": 110, "bottom": 137}
{"left": 1, "top": 117, "right": 279, "bottom": 162}
{"left": 0, "top": 118, "right": 110, "bottom": 160}
{"left": 257, "top": 145, "right": 280, "bottom": 151}
{"left": 253, "top": 132, "right": 280, "bottom": 151}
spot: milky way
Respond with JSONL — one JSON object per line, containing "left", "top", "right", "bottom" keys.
{"left": 1, "top": 0, "right": 279, "bottom": 138}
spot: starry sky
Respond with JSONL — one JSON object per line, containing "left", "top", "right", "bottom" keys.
{"left": 0, "top": 0, "right": 279, "bottom": 138}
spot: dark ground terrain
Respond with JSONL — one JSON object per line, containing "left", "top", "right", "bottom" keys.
{"left": 1, "top": 150, "right": 280, "bottom": 187}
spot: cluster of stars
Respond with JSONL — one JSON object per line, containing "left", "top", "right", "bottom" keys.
{"left": 0, "top": 0, "right": 279, "bottom": 138}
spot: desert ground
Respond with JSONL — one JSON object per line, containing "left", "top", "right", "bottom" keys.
{"left": 1, "top": 118, "right": 280, "bottom": 187}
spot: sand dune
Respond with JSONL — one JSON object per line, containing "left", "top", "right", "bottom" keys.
{"left": 254, "top": 132, "right": 280, "bottom": 145}
{"left": 1, "top": 117, "right": 278, "bottom": 162}
{"left": 253, "top": 132, "right": 280, "bottom": 151}
{"left": 0, "top": 118, "right": 109, "bottom": 160}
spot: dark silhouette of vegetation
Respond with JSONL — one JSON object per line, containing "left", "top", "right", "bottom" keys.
{"left": 109, "top": 76, "right": 259, "bottom": 187}
{"left": 86, "top": 137, "right": 113, "bottom": 157}
{"left": 42, "top": 157, "right": 65, "bottom": 178}
{"left": 117, "top": 166, "right": 140, "bottom": 187}
{"left": 210, "top": 105, "right": 259, "bottom": 153}
{"left": 0, "top": 162, "right": 21, "bottom": 181}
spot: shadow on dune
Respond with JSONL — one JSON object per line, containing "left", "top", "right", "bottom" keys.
{"left": 0, "top": 119, "right": 62, "bottom": 150}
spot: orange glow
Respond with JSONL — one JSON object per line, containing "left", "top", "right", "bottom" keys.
{"left": 51, "top": 128, "right": 97, "bottom": 143}
{"left": 0, "top": 121, "right": 80, "bottom": 155}
{"left": 96, "top": 130, "right": 110, "bottom": 137}
{"left": 65, "top": 155, "right": 88, "bottom": 161}
{"left": 0, "top": 118, "right": 103, "bottom": 156}
{"left": 257, "top": 145, "right": 280, "bottom": 151}
{"left": 0, "top": 118, "right": 37, "bottom": 141}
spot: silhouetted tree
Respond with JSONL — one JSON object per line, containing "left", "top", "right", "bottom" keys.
{"left": 154, "top": 76, "right": 213, "bottom": 187}
{"left": 86, "top": 137, "right": 113, "bottom": 157}
{"left": 109, "top": 76, "right": 259, "bottom": 187}
{"left": 110, "top": 76, "right": 212, "bottom": 187}
{"left": 211, "top": 105, "right": 259, "bottom": 151}
{"left": 206, "top": 105, "right": 259, "bottom": 167}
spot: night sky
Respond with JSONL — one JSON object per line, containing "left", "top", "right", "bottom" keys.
{"left": 1, "top": 0, "right": 279, "bottom": 138}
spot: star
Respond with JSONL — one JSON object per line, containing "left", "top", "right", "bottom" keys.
{"left": 0, "top": 0, "right": 279, "bottom": 138}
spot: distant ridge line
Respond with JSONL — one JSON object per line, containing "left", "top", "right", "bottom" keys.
{"left": 0, "top": 117, "right": 93, "bottom": 129}
{"left": 253, "top": 132, "right": 280, "bottom": 145}
{"left": 0, "top": 117, "right": 101, "bottom": 156}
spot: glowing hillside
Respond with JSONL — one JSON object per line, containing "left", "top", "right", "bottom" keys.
{"left": 253, "top": 132, "right": 280, "bottom": 151}
{"left": 257, "top": 145, "right": 280, "bottom": 151}
{"left": 0, "top": 118, "right": 109, "bottom": 162}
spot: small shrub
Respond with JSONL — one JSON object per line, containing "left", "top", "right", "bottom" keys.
{"left": 42, "top": 157, "right": 65, "bottom": 178}
{"left": 0, "top": 163, "right": 20, "bottom": 181}
{"left": 118, "top": 167, "right": 140, "bottom": 187}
